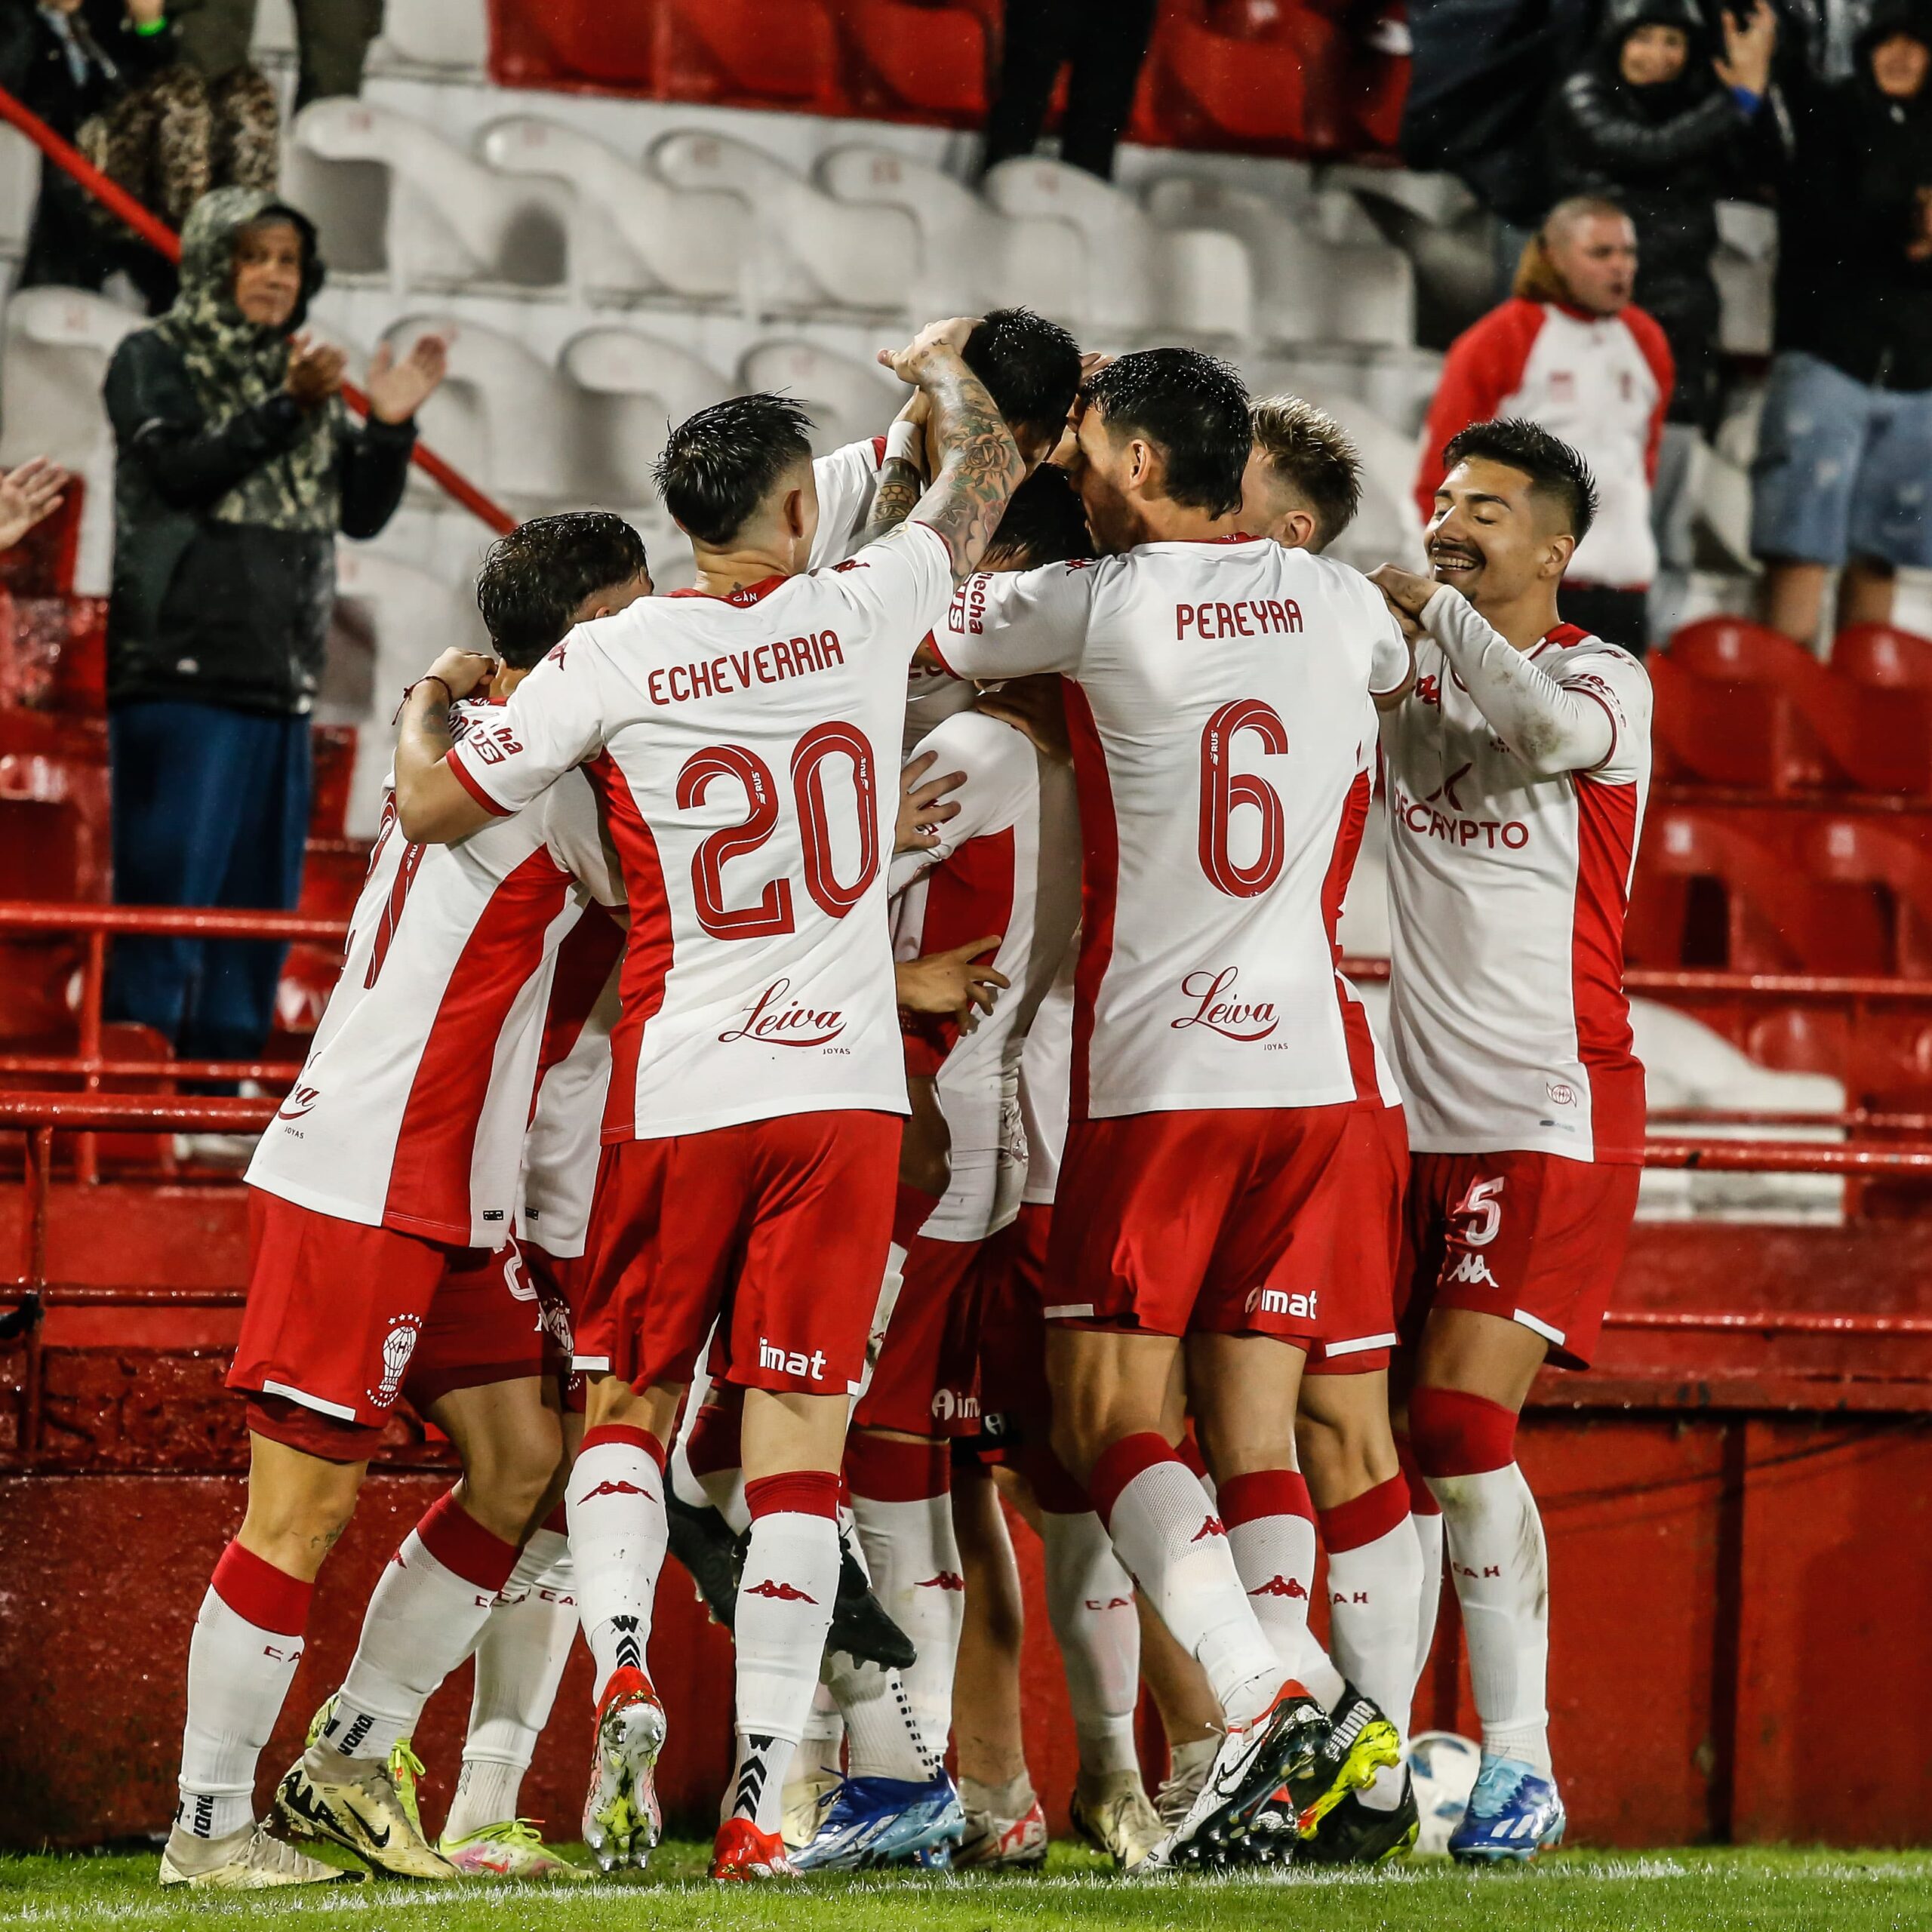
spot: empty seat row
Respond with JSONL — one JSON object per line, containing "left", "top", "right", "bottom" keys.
{"left": 285, "top": 99, "right": 1416, "bottom": 347}
{"left": 1654, "top": 617, "right": 1932, "bottom": 798}
{"left": 488, "top": 0, "right": 1405, "bottom": 161}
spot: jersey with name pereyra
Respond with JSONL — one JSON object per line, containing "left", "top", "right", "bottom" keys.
{"left": 1380, "top": 611, "right": 1651, "bottom": 1162}
{"left": 248, "top": 699, "right": 621, "bottom": 1247}
{"left": 936, "top": 537, "right": 1411, "bottom": 1121}
{"left": 447, "top": 521, "right": 956, "bottom": 1143}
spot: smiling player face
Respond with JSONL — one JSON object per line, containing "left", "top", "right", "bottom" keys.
{"left": 1425, "top": 455, "right": 1571, "bottom": 614}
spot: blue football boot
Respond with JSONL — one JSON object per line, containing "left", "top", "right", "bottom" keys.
{"left": 1448, "top": 1755, "right": 1566, "bottom": 1864}
{"left": 789, "top": 1772, "right": 965, "bottom": 1871}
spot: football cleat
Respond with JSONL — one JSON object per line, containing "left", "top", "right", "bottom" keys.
{"left": 789, "top": 1771, "right": 965, "bottom": 1871}
{"left": 1070, "top": 1772, "right": 1165, "bottom": 1871}
{"left": 666, "top": 1490, "right": 741, "bottom": 1630}
{"left": 731, "top": 1524, "right": 916, "bottom": 1670}
{"left": 582, "top": 1667, "right": 668, "bottom": 1872}
{"left": 1279, "top": 1685, "right": 1405, "bottom": 1841}
{"left": 1155, "top": 1737, "right": 1219, "bottom": 1831}
{"left": 955, "top": 1795, "right": 1049, "bottom": 1870}
{"left": 780, "top": 1770, "right": 844, "bottom": 1853}
{"left": 711, "top": 1818, "right": 801, "bottom": 1880}
{"left": 275, "top": 1747, "right": 456, "bottom": 1879}
{"left": 440, "top": 1818, "right": 590, "bottom": 1880}
{"left": 1449, "top": 1756, "right": 1566, "bottom": 1864}
{"left": 158, "top": 1823, "right": 356, "bottom": 1890}
{"left": 1297, "top": 1773, "right": 1421, "bottom": 1865}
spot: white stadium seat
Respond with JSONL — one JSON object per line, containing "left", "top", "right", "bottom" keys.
{"left": 986, "top": 158, "right": 1254, "bottom": 342}
{"left": 1, "top": 288, "right": 141, "bottom": 594}
{"left": 1145, "top": 176, "right": 1413, "bottom": 350}
{"left": 479, "top": 116, "right": 749, "bottom": 306}
{"left": 739, "top": 339, "right": 900, "bottom": 457}
{"left": 328, "top": 545, "right": 490, "bottom": 838}
{"left": 0, "top": 123, "right": 41, "bottom": 260}
{"left": 370, "top": 0, "right": 490, "bottom": 74}
{"left": 817, "top": 143, "right": 1085, "bottom": 321}
{"left": 559, "top": 327, "right": 731, "bottom": 505}
{"left": 286, "top": 98, "right": 568, "bottom": 291}
{"left": 653, "top": 128, "right": 919, "bottom": 317}
{"left": 1714, "top": 200, "right": 1777, "bottom": 358}
{"left": 380, "top": 314, "right": 586, "bottom": 510}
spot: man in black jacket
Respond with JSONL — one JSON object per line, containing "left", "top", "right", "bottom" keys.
{"left": 1753, "top": 0, "right": 1932, "bottom": 641}
{"left": 103, "top": 185, "right": 445, "bottom": 1079}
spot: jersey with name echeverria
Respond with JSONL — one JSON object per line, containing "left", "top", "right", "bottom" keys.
{"left": 935, "top": 537, "right": 1411, "bottom": 1121}
{"left": 447, "top": 521, "right": 957, "bottom": 1142}
{"left": 888, "top": 705, "right": 1081, "bottom": 1241}
{"left": 248, "top": 700, "right": 621, "bottom": 1246}
{"left": 1379, "top": 617, "right": 1651, "bottom": 1162}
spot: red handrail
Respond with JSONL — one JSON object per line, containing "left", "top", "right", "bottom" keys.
{"left": 1339, "top": 956, "right": 1932, "bottom": 1002}
{"left": 0, "top": 84, "right": 515, "bottom": 537}
{"left": 0, "top": 902, "right": 347, "bottom": 942}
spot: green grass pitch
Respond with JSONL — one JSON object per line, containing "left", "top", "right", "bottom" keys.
{"left": 6, "top": 1844, "right": 1932, "bottom": 1930}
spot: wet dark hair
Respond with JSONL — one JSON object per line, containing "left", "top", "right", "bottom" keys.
{"left": 475, "top": 512, "right": 649, "bottom": 666}
{"left": 983, "top": 463, "right": 1093, "bottom": 569}
{"left": 964, "top": 307, "right": 1083, "bottom": 452}
{"left": 653, "top": 392, "right": 814, "bottom": 548}
{"left": 1084, "top": 348, "right": 1251, "bottom": 518}
{"left": 1249, "top": 395, "right": 1362, "bottom": 550}
{"left": 1441, "top": 417, "right": 1599, "bottom": 544}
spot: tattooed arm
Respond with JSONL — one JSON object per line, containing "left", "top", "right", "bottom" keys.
{"left": 394, "top": 648, "right": 500, "bottom": 842}
{"left": 859, "top": 392, "right": 929, "bottom": 547}
{"left": 876, "top": 318, "right": 1023, "bottom": 585}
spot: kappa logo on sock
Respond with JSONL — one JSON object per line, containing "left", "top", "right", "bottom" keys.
{"left": 744, "top": 1580, "right": 818, "bottom": 1604}
{"left": 1248, "top": 1574, "right": 1309, "bottom": 1600}
{"left": 1189, "top": 1515, "right": 1227, "bottom": 1543}
{"left": 580, "top": 1478, "right": 652, "bottom": 1502}
{"left": 914, "top": 1571, "right": 966, "bottom": 1592}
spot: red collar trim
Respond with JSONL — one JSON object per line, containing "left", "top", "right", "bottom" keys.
{"left": 1530, "top": 622, "right": 1590, "bottom": 658}
{"left": 667, "top": 574, "right": 789, "bottom": 605}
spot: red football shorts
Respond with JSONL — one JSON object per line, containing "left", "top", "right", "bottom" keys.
{"left": 520, "top": 1241, "right": 587, "bottom": 1414}
{"left": 1046, "top": 1105, "right": 1353, "bottom": 1343}
{"left": 1303, "top": 1102, "right": 1409, "bottom": 1377}
{"left": 577, "top": 1110, "right": 901, "bottom": 1398}
{"left": 231, "top": 1192, "right": 545, "bottom": 1454}
{"left": 1398, "top": 1149, "right": 1641, "bottom": 1371}
{"left": 854, "top": 1232, "right": 986, "bottom": 1438}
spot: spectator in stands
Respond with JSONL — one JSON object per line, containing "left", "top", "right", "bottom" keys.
{"left": 176, "top": 0, "right": 380, "bottom": 111}
{"left": 1752, "top": 0, "right": 1932, "bottom": 643}
{"left": 0, "top": 0, "right": 275, "bottom": 312}
{"left": 101, "top": 186, "right": 446, "bottom": 1078}
{"left": 1545, "top": 0, "right": 1780, "bottom": 437}
{"left": 979, "top": 0, "right": 1158, "bottom": 180}
{"left": 1417, "top": 195, "right": 1672, "bottom": 651}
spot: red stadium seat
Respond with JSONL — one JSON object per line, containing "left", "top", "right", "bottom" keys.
{"left": 835, "top": 0, "right": 990, "bottom": 121}
{"left": 656, "top": 0, "right": 841, "bottom": 109}
{"left": 1828, "top": 624, "right": 1932, "bottom": 797}
{"left": 487, "top": 0, "right": 659, "bottom": 91}
{"left": 1645, "top": 648, "right": 1790, "bottom": 791}
{"left": 1800, "top": 817, "right": 1932, "bottom": 979}
{"left": 1627, "top": 805, "right": 1807, "bottom": 972}
{"left": 1143, "top": 0, "right": 1353, "bottom": 156}
{"left": 1663, "top": 617, "right": 1844, "bottom": 792}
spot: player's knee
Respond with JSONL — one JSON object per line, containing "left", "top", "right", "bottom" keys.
{"left": 1295, "top": 1398, "right": 1399, "bottom": 1506}
{"left": 238, "top": 1484, "right": 360, "bottom": 1580}
{"left": 1408, "top": 1383, "right": 1518, "bottom": 1481}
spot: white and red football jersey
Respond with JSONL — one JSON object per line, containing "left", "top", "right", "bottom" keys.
{"left": 1017, "top": 936, "right": 1076, "bottom": 1207}
{"left": 935, "top": 537, "right": 1411, "bottom": 1121}
{"left": 888, "top": 705, "right": 1081, "bottom": 1243}
{"left": 810, "top": 436, "right": 886, "bottom": 569}
{"left": 1380, "top": 614, "right": 1651, "bottom": 1163}
{"left": 446, "top": 523, "right": 955, "bottom": 1143}
{"left": 248, "top": 701, "right": 621, "bottom": 1247}
{"left": 518, "top": 912, "right": 623, "bottom": 1260}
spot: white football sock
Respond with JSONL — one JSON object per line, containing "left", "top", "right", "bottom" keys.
{"left": 566, "top": 1425, "right": 669, "bottom": 1700}
{"left": 445, "top": 1531, "right": 577, "bottom": 1841}
{"left": 1220, "top": 1469, "right": 1348, "bottom": 1712}
{"left": 1092, "top": 1435, "right": 1281, "bottom": 1727}
{"left": 325, "top": 1492, "right": 518, "bottom": 1766}
{"left": 727, "top": 1479, "right": 842, "bottom": 1832}
{"left": 1041, "top": 1509, "right": 1142, "bottom": 1777}
{"left": 1429, "top": 1463, "right": 1552, "bottom": 1777}
{"left": 176, "top": 1545, "right": 310, "bottom": 1841}
{"left": 849, "top": 1437, "right": 963, "bottom": 1774}
{"left": 1413, "top": 1509, "right": 1445, "bottom": 1683}
{"left": 784, "top": 1682, "right": 844, "bottom": 1794}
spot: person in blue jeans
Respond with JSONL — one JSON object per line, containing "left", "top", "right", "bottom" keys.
{"left": 103, "top": 186, "right": 446, "bottom": 1074}
{"left": 1753, "top": 0, "right": 1932, "bottom": 644}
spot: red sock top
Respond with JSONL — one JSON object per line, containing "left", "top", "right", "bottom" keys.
{"left": 1394, "top": 1432, "right": 1442, "bottom": 1517}
{"left": 1408, "top": 1386, "right": 1519, "bottom": 1479}
{"left": 1086, "top": 1431, "right": 1180, "bottom": 1529}
{"left": 211, "top": 1540, "right": 312, "bottom": 1638}
{"left": 1218, "top": 1468, "right": 1315, "bottom": 1531}
{"left": 745, "top": 1469, "right": 840, "bottom": 1520}
{"left": 416, "top": 1489, "right": 520, "bottom": 1594}
{"left": 578, "top": 1422, "right": 667, "bottom": 1470}
{"left": 1318, "top": 1472, "right": 1413, "bottom": 1553}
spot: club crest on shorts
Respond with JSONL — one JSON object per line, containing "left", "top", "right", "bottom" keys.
{"left": 370, "top": 1314, "right": 423, "bottom": 1408}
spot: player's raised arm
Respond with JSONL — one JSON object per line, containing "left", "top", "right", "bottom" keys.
{"left": 394, "top": 648, "right": 500, "bottom": 842}
{"left": 876, "top": 318, "right": 1023, "bottom": 585}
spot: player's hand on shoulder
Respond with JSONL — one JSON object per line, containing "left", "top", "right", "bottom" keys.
{"left": 877, "top": 316, "right": 983, "bottom": 386}
{"left": 1371, "top": 563, "right": 1435, "bottom": 638}
{"left": 897, "top": 749, "right": 967, "bottom": 854}
{"left": 975, "top": 674, "right": 1072, "bottom": 765}
{"left": 423, "top": 648, "right": 497, "bottom": 701}
{"left": 895, "top": 935, "right": 1010, "bottom": 1033}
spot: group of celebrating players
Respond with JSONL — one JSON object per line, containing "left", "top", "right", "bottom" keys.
{"left": 156, "top": 304, "right": 1652, "bottom": 1890}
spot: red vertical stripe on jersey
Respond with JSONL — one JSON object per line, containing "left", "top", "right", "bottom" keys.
{"left": 529, "top": 908, "right": 626, "bottom": 1124}
{"left": 1320, "top": 768, "right": 1382, "bottom": 1102}
{"left": 586, "top": 753, "right": 673, "bottom": 1144}
{"left": 1573, "top": 775, "right": 1644, "bottom": 1160}
{"left": 1063, "top": 682, "right": 1118, "bottom": 1124}
{"left": 912, "top": 825, "right": 1017, "bottom": 1066}
{"left": 380, "top": 846, "right": 574, "bottom": 1241}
